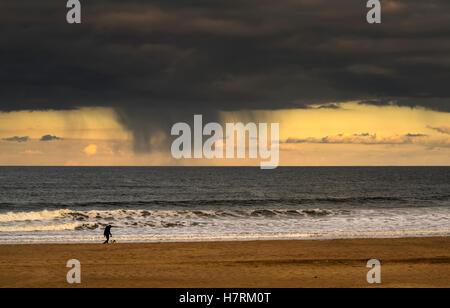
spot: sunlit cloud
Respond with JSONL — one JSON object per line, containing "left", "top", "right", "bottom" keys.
{"left": 83, "top": 144, "right": 98, "bottom": 156}
{"left": 284, "top": 133, "right": 430, "bottom": 145}
{"left": 284, "top": 133, "right": 450, "bottom": 152}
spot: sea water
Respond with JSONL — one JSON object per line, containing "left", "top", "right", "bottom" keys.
{"left": 0, "top": 167, "right": 448, "bottom": 244}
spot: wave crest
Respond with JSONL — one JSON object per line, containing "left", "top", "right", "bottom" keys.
{"left": 0, "top": 222, "right": 82, "bottom": 232}
{"left": 0, "top": 210, "right": 73, "bottom": 223}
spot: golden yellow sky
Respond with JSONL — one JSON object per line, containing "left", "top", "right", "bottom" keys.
{"left": 0, "top": 102, "right": 449, "bottom": 166}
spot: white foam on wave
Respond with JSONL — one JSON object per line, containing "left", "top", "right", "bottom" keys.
{"left": 0, "top": 210, "right": 73, "bottom": 222}
{"left": 0, "top": 208, "right": 335, "bottom": 223}
{"left": 0, "top": 222, "right": 82, "bottom": 232}
{"left": 0, "top": 207, "right": 449, "bottom": 243}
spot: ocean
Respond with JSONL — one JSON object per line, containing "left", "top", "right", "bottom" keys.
{"left": 0, "top": 167, "right": 449, "bottom": 244}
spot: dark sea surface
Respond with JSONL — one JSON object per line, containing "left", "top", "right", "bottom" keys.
{"left": 0, "top": 167, "right": 449, "bottom": 243}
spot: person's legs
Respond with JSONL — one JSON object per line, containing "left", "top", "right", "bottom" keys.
{"left": 103, "top": 235, "right": 109, "bottom": 244}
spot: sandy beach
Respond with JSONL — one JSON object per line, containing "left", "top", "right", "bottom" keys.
{"left": 0, "top": 237, "right": 449, "bottom": 288}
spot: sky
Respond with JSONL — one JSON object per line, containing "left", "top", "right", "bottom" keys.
{"left": 0, "top": 0, "right": 449, "bottom": 166}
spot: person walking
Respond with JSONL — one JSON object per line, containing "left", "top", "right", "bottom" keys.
{"left": 103, "top": 225, "right": 113, "bottom": 244}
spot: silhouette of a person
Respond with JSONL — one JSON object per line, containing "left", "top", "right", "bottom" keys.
{"left": 103, "top": 225, "right": 112, "bottom": 244}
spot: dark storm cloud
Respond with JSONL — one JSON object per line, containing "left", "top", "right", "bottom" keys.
{"left": 2, "top": 136, "right": 29, "bottom": 143}
{"left": 0, "top": 0, "right": 449, "bottom": 150}
{"left": 316, "top": 104, "right": 341, "bottom": 110}
{"left": 40, "top": 135, "right": 62, "bottom": 141}
{"left": 359, "top": 98, "right": 450, "bottom": 112}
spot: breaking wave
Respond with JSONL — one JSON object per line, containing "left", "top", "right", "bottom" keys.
{"left": 0, "top": 208, "right": 340, "bottom": 233}
{"left": 0, "top": 222, "right": 82, "bottom": 232}
{"left": 0, "top": 210, "right": 73, "bottom": 223}
{"left": 0, "top": 208, "right": 336, "bottom": 225}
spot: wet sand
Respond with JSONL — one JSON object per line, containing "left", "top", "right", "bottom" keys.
{"left": 0, "top": 237, "right": 449, "bottom": 288}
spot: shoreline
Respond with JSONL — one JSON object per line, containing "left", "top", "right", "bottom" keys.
{"left": 1, "top": 231, "right": 449, "bottom": 245}
{"left": 0, "top": 237, "right": 449, "bottom": 288}
{"left": 1, "top": 234, "right": 450, "bottom": 245}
